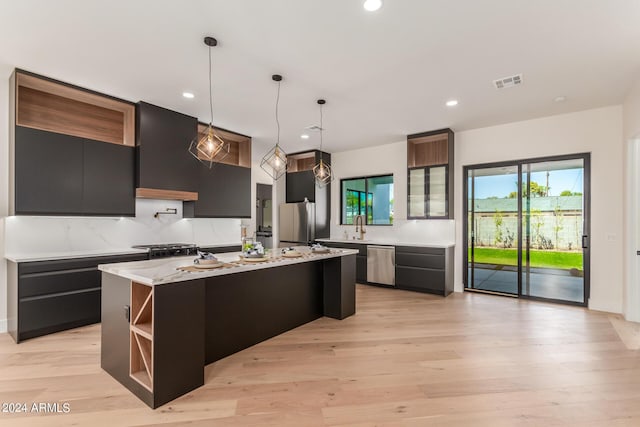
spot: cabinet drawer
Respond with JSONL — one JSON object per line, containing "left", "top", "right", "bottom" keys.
{"left": 395, "top": 253, "right": 444, "bottom": 270}
{"left": 19, "top": 253, "right": 148, "bottom": 275}
{"left": 396, "top": 266, "right": 445, "bottom": 293}
{"left": 20, "top": 268, "right": 100, "bottom": 298}
{"left": 395, "top": 246, "right": 445, "bottom": 256}
{"left": 19, "top": 288, "right": 101, "bottom": 335}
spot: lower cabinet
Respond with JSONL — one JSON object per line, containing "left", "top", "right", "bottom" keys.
{"left": 8, "top": 253, "right": 148, "bottom": 343}
{"left": 321, "top": 242, "right": 367, "bottom": 284}
{"left": 395, "top": 246, "right": 454, "bottom": 296}
{"left": 321, "top": 241, "right": 454, "bottom": 296}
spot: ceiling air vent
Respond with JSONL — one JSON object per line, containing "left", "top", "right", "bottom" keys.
{"left": 493, "top": 73, "right": 523, "bottom": 89}
{"left": 305, "top": 125, "right": 323, "bottom": 132}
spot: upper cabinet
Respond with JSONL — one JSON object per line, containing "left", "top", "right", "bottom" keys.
{"left": 184, "top": 124, "right": 252, "bottom": 218}
{"left": 10, "top": 70, "right": 136, "bottom": 216}
{"left": 407, "top": 128, "right": 454, "bottom": 219}
{"left": 285, "top": 150, "right": 331, "bottom": 238}
{"left": 135, "top": 102, "right": 199, "bottom": 200}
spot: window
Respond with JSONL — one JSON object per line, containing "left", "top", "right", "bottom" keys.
{"left": 341, "top": 175, "right": 394, "bottom": 225}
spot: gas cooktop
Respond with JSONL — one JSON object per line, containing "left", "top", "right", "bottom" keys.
{"left": 132, "top": 243, "right": 198, "bottom": 259}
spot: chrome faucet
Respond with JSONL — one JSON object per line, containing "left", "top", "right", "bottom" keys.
{"left": 354, "top": 215, "right": 367, "bottom": 240}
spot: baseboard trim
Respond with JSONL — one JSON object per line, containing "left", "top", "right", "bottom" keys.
{"left": 0, "top": 318, "right": 7, "bottom": 334}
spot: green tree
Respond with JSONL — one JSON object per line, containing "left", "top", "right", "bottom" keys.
{"left": 493, "top": 210, "right": 503, "bottom": 246}
{"left": 560, "top": 190, "right": 582, "bottom": 196}
{"left": 508, "top": 181, "right": 548, "bottom": 198}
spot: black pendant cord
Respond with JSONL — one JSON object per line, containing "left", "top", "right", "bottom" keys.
{"left": 319, "top": 103, "right": 323, "bottom": 151}
{"left": 275, "top": 81, "right": 281, "bottom": 146}
{"left": 208, "top": 46, "right": 214, "bottom": 127}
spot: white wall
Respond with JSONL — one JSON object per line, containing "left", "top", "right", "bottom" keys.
{"left": 0, "top": 62, "right": 12, "bottom": 333}
{"left": 623, "top": 75, "right": 640, "bottom": 321}
{"left": 455, "top": 106, "right": 624, "bottom": 313}
{"left": 329, "top": 142, "right": 456, "bottom": 245}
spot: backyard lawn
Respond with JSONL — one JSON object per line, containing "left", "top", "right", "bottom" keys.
{"left": 469, "top": 247, "right": 583, "bottom": 270}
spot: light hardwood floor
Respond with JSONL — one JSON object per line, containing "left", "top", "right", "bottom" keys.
{"left": 1, "top": 285, "right": 639, "bottom": 426}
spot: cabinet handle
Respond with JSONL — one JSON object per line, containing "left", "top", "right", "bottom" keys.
{"left": 124, "top": 305, "right": 130, "bottom": 322}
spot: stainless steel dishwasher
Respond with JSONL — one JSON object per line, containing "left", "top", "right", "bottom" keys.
{"left": 367, "top": 245, "right": 395, "bottom": 286}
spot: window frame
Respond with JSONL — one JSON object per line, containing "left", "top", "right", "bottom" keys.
{"left": 340, "top": 174, "right": 394, "bottom": 226}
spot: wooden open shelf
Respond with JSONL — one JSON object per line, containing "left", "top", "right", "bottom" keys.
{"left": 130, "top": 282, "right": 153, "bottom": 392}
{"left": 197, "top": 123, "right": 251, "bottom": 168}
{"left": 15, "top": 71, "right": 135, "bottom": 146}
{"left": 287, "top": 151, "right": 316, "bottom": 172}
{"left": 408, "top": 132, "right": 449, "bottom": 168}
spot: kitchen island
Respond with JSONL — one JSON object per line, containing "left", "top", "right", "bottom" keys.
{"left": 99, "top": 247, "right": 357, "bottom": 409}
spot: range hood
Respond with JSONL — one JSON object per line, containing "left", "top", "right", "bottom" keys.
{"left": 135, "top": 102, "right": 200, "bottom": 202}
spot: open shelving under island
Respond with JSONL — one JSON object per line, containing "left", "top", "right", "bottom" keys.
{"left": 98, "top": 247, "right": 357, "bottom": 409}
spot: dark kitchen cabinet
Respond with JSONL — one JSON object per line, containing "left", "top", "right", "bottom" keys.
{"left": 395, "top": 245, "right": 454, "bottom": 296}
{"left": 192, "top": 163, "right": 251, "bottom": 218}
{"left": 321, "top": 241, "right": 367, "bottom": 284}
{"left": 10, "top": 69, "right": 136, "bottom": 216}
{"left": 83, "top": 139, "right": 135, "bottom": 215}
{"left": 14, "top": 127, "right": 135, "bottom": 216}
{"left": 286, "top": 170, "right": 316, "bottom": 203}
{"left": 180, "top": 124, "right": 252, "bottom": 218}
{"left": 136, "top": 102, "right": 198, "bottom": 193}
{"left": 14, "top": 126, "right": 84, "bottom": 214}
{"left": 7, "top": 253, "right": 148, "bottom": 343}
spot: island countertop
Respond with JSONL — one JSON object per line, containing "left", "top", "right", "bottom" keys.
{"left": 99, "top": 247, "right": 358, "bottom": 286}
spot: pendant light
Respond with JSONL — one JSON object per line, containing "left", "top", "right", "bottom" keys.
{"left": 188, "top": 36, "right": 230, "bottom": 168}
{"left": 260, "top": 75, "right": 288, "bottom": 180}
{"left": 313, "top": 99, "right": 333, "bottom": 187}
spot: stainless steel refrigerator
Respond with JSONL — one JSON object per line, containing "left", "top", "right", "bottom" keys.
{"left": 279, "top": 202, "right": 316, "bottom": 245}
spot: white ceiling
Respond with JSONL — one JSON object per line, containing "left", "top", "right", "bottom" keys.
{"left": 1, "top": 0, "right": 639, "bottom": 154}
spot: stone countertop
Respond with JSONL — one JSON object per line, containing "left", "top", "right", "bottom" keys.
{"left": 4, "top": 242, "right": 243, "bottom": 263}
{"left": 316, "top": 238, "right": 455, "bottom": 248}
{"left": 99, "top": 247, "right": 359, "bottom": 286}
{"left": 4, "top": 248, "right": 149, "bottom": 263}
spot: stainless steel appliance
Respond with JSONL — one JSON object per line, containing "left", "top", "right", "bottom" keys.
{"left": 132, "top": 243, "right": 198, "bottom": 259}
{"left": 279, "top": 202, "right": 316, "bottom": 245}
{"left": 367, "top": 245, "right": 395, "bottom": 286}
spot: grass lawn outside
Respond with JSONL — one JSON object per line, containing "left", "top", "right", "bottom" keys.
{"left": 470, "top": 247, "right": 583, "bottom": 270}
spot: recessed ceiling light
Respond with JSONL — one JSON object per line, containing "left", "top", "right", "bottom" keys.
{"left": 182, "top": 92, "right": 195, "bottom": 99}
{"left": 446, "top": 99, "right": 459, "bottom": 107}
{"left": 554, "top": 96, "right": 566, "bottom": 103}
{"left": 363, "top": 0, "right": 382, "bottom": 12}
{"left": 301, "top": 134, "right": 310, "bottom": 139}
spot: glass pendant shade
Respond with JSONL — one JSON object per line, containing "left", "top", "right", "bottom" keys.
{"left": 189, "top": 125, "right": 229, "bottom": 168}
{"left": 260, "top": 74, "right": 288, "bottom": 180}
{"left": 313, "top": 99, "right": 333, "bottom": 187}
{"left": 313, "top": 158, "right": 333, "bottom": 188}
{"left": 260, "top": 143, "right": 288, "bottom": 180}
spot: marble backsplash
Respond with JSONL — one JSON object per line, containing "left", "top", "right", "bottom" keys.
{"left": 3, "top": 199, "right": 242, "bottom": 255}
{"left": 330, "top": 219, "right": 455, "bottom": 245}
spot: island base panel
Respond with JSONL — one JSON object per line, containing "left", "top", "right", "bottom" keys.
{"left": 323, "top": 254, "right": 356, "bottom": 320}
{"left": 101, "top": 273, "right": 205, "bottom": 408}
{"left": 205, "top": 261, "right": 324, "bottom": 364}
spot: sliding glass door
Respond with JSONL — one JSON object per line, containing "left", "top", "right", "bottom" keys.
{"left": 465, "top": 154, "right": 590, "bottom": 306}
{"left": 467, "top": 165, "right": 520, "bottom": 294}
